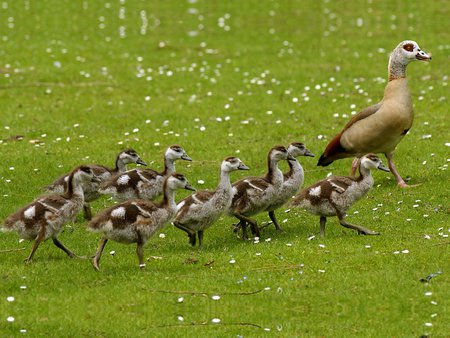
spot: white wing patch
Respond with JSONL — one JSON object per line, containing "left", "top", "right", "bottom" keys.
{"left": 117, "top": 175, "right": 130, "bottom": 185}
{"left": 245, "top": 180, "right": 264, "bottom": 192}
{"left": 177, "top": 200, "right": 186, "bottom": 210}
{"left": 309, "top": 186, "right": 321, "bottom": 197}
{"left": 329, "top": 181, "right": 346, "bottom": 194}
{"left": 231, "top": 186, "right": 238, "bottom": 198}
{"left": 24, "top": 205, "right": 36, "bottom": 219}
{"left": 111, "top": 206, "right": 126, "bottom": 218}
{"left": 192, "top": 194, "right": 203, "bottom": 204}
{"left": 134, "top": 203, "right": 152, "bottom": 218}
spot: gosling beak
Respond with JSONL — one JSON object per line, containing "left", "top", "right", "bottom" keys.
{"left": 137, "top": 158, "right": 147, "bottom": 166}
{"left": 182, "top": 154, "right": 193, "bottom": 161}
{"left": 305, "top": 149, "right": 315, "bottom": 157}
{"left": 416, "top": 51, "right": 431, "bottom": 61}
{"left": 185, "top": 183, "right": 196, "bottom": 191}
{"left": 377, "top": 163, "right": 390, "bottom": 172}
{"left": 238, "top": 163, "right": 250, "bottom": 170}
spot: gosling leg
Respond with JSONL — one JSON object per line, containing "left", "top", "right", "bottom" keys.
{"left": 24, "top": 225, "right": 46, "bottom": 264}
{"left": 52, "top": 237, "right": 76, "bottom": 258}
{"left": 92, "top": 237, "right": 108, "bottom": 271}
{"left": 338, "top": 215, "right": 379, "bottom": 235}
{"left": 319, "top": 216, "right": 327, "bottom": 237}
{"left": 268, "top": 211, "right": 283, "bottom": 231}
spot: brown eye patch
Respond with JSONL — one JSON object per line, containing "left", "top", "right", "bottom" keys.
{"left": 403, "top": 43, "right": 414, "bottom": 52}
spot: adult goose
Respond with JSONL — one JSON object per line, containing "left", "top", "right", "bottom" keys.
{"left": 292, "top": 154, "right": 389, "bottom": 236}
{"left": 99, "top": 145, "right": 191, "bottom": 201}
{"left": 2, "top": 166, "right": 99, "bottom": 263}
{"left": 174, "top": 157, "right": 249, "bottom": 248}
{"left": 46, "top": 149, "right": 146, "bottom": 220}
{"left": 317, "top": 41, "right": 431, "bottom": 187}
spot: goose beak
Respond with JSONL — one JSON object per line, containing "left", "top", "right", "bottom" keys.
{"left": 182, "top": 154, "right": 193, "bottom": 161}
{"left": 377, "top": 163, "right": 390, "bottom": 172}
{"left": 185, "top": 183, "right": 196, "bottom": 191}
{"left": 305, "top": 150, "right": 315, "bottom": 157}
{"left": 137, "top": 158, "right": 147, "bottom": 166}
{"left": 416, "top": 51, "right": 431, "bottom": 61}
{"left": 238, "top": 163, "right": 250, "bottom": 170}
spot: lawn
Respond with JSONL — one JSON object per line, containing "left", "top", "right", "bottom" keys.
{"left": 1, "top": 0, "right": 449, "bottom": 336}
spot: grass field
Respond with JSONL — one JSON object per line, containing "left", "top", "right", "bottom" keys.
{"left": 1, "top": 0, "right": 449, "bottom": 336}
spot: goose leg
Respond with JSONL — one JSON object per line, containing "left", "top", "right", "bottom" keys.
{"left": 83, "top": 203, "right": 92, "bottom": 220}
{"left": 350, "top": 158, "right": 360, "bottom": 177}
{"left": 233, "top": 221, "right": 242, "bottom": 233}
{"left": 92, "top": 237, "right": 108, "bottom": 271}
{"left": 338, "top": 215, "right": 379, "bottom": 235}
{"left": 233, "top": 213, "right": 260, "bottom": 239}
{"left": 173, "top": 221, "right": 196, "bottom": 246}
{"left": 137, "top": 243, "right": 145, "bottom": 269}
{"left": 137, "top": 232, "right": 145, "bottom": 269}
{"left": 52, "top": 237, "right": 76, "bottom": 258}
{"left": 198, "top": 230, "right": 204, "bottom": 248}
{"left": 268, "top": 211, "right": 283, "bottom": 231}
{"left": 385, "top": 152, "right": 408, "bottom": 187}
{"left": 25, "top": 225, "right": 46, "bottom": 264}
{"left": 319, "top": 216, "right": 327, "bottom": 236}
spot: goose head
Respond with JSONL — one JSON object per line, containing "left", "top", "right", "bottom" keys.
{"left": 287, "top": 142, "right": 315, "bottom": 159}
{"left": 222, "top": 157, "right": 250, "bottom": 172}
{"left": 167, "top": 173, "right": 196, "bottom": 191}
{"left": 166, "top": 145, "right": 192, "bottom": 162}
{"left": 119, "top": 149, "right": 147, "bottom": 166}
{"left": 392, "top": 40, "right": 431, "bottom": 64}
{"left": 360, "top": 154, "right": 390, "bottom": 172}
{"left": 270, "top": 146, "right": 296, "bottom": 162}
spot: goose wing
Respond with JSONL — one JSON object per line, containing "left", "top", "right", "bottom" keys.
{"left": 318, "top": 102, "right": 383, "bottom": 166}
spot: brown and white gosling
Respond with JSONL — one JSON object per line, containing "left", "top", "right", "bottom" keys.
{"left": 99, "top": 145, "right": 192, "bottom": 201}
{"left": 317, "top": 41, "right": 431, "bottom": 187}
{"left": 46, "top": 149, "right": 146, "bottom": 220}
{"left": 264, "top": 142, "right": 314, "bottom": 231}
{"left": 292, "top": 154, "right": 389, "bottom": 236}
{"left": 88, "top": 173, "right": 195, "bottom": 270}
{"left": 228, "top": 146, "right": 295, "bottom": 239}
{"left": 2, "top": 166, "right": 99, "bottom": 263}
{"left": 174, "top": 157, "right": 249, "bottom": 248}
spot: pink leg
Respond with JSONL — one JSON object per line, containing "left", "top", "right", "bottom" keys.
{"left": 350, "top": 158, "right": 359, "bottom": 177}
{"left": 385, "top": 152, "right": 408, "bottom": 187}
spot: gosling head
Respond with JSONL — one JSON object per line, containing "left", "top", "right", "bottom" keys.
{"left": 119, "top": 149, "right": 147, "bottom": 166}
{"left": 222, "top": 157, "right": 250, "bottom": 172}
{"left": 270, "top": 145, "right": 295, "bottom": 162}
{"left": 166, "top": 145, "right": 192, "bottom": 161}
{"left": 360, "top": 154, "right": 390, "bottom": 172}
{"left": 167, "top": 173, "right": 196, "bottom": 191}
{"left": 287, "top": 142, "right": 315, "bottom": 159}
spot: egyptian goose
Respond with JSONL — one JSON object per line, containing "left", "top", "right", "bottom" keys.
{"left": 292, "top": 154, "right": 389, "bottom": 236}
{"left": 99, "top": 145, "right": 192, "bottom": 201}
{"left": 264, "top": 142, "right": 314, "bottom": 231}
{"left": 228, "top": 146, "right": 295, "bottom": 239}
{"left": 46, "top": 149, "right": 146, "bottom": 220}
{"left": 317, "top": 41, "right": 431, "bottom": 187}
{"left": 174, "top": 157, "right": 249, "bottom": 248}
{"left": 88, "top": 173, "right": 195, "bottom": 270}
{"left": 2, "top": 166, "right": 99, "bottom": 263}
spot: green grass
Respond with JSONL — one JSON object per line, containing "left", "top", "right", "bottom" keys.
{"left": 1, "top": 0, "right": 449, "bottom": 336}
